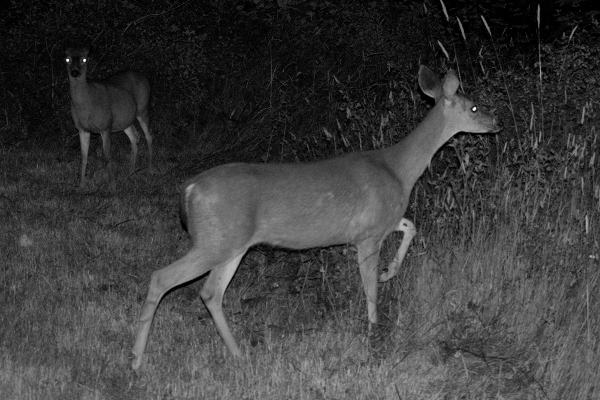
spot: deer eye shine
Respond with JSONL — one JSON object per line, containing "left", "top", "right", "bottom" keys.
{"left": 471, "top": 105, "right": 478, "bottom": 113}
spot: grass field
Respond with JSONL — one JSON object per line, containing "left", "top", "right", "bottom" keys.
{"left": 2, "top": 91, "right": 599, "bottom": 399}
{"left": 2, "top": 1, "right": 600, "bottom": 399}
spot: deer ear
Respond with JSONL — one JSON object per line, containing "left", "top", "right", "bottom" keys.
{"left": 78, "top": 44, "right": 91, "bottom": 58}
{"left": 442, "top": 70, "right": 460, "bottom": 98}
{"left": 418, "top": 66, "right": 443, "bottom": 102}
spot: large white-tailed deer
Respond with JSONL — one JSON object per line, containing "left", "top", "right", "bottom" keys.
{"left": 131, "top": 66, "right": 502, "bottom": 370}
{"left": 65, "top": 46, "right": 153, "bottom": 191}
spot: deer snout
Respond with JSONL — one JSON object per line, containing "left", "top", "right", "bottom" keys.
{"left": 492, "top": 118, "right": 503, "bottom": 133}
{"left": 70, "top": 70, "right": 80, "bottom": 78}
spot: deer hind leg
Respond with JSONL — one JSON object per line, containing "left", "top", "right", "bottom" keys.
{"left": 357, "top": 238, "right": 382, "bottom": 328}
{"left": 200, "top": 252, "right": 246, "bottom": 357}
{"left": 78, "top": 130, "right": 91, "bottom": 189}
{"left": 131, "top": 247, "right": 228, "bottom": 370}
{"left": 136, "top": 110, "right": 154, "bottom": 174}
{"left": 379, "top": 218, "right": 416, "bottom": 282}
{"left": 123, "top": 125, "right": 140, "bottom": 176}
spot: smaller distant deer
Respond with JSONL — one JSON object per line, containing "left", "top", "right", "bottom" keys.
{"left": 65, "top": 46, "right": 153, "bottom": 191}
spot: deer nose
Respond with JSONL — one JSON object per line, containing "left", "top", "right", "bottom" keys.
{"left": 70, "top": 70, "right": 80, "bottom": 78}
{"left": 493, "top": 118, "right": 504, "bottom": 132}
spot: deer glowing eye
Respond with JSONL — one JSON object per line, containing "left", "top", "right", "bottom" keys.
{"left": 471, "top": 105, "right": 478, "bottom": 113}
{"left": 66, "top": 57, "right": 70, "bottom": 63}
{"left": 82, "top": 58, "right": 87, "bottom": 63}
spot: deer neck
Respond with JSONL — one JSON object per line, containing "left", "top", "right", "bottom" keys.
{"left": 69, "top": 75, "right": 92, "bottom": 105}
{"left": 384, "top": 101, "right": 455, "bottom": 192}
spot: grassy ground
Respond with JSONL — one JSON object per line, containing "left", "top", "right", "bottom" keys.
{"left": 1, "top": 93, "right": 599, "bottom": 399}
{"left": 1, "top": 142, "right": 455, "bottom": 400}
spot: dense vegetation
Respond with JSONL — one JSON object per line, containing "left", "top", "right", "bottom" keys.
{"left": 1, "top": 0, "right": 599, "bottom": 398}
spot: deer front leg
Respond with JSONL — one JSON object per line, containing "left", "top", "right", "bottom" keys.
{"left": 78, "top": 130, "right": 91, "bottom": 189}
{"left": 100, "top": 131, "right": 116, "bottom": 192}
{"left": 357, "top": 238, "right": 382, "bottom": 327}
{"left": 379, "top": 218, "right": 416, "bottom": 282}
